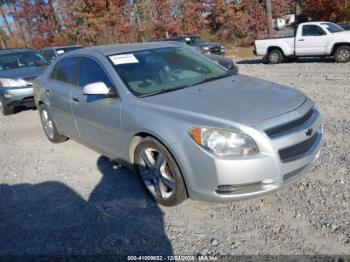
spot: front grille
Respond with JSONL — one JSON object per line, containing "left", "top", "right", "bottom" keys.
{"left": 279, "top": 133, "right": 320, "bottom": 163}
{"left": 265, "top": 107, "right": 318, "bottom": 139}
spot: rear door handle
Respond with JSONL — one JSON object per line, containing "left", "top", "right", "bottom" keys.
{"left": 72, "top": 97, "right": 80, "bottom": 103}
{"left": 298, "top": 39, "right": 305, "bottom": 41}
{"left": 45, "top": 88, "right": 51, "bottom": 94}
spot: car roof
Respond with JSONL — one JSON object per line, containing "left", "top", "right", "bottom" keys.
{"left": 42, "top": 45, "right": 81, "bottom": 50}
{"left": 301, "top": 21, "right": 334, "bottom": 25}
{"left": 66, "top": 42, "right": 180, "bottom": 56}
{"left": 0, "top": 48, "right": 34, "bottom": 55}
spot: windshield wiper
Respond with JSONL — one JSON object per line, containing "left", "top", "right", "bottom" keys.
{"left": 187, "top": 73, "right": 232, "bottom": 88}
{"left": 139, "top": 86, "right": 187, "bottom": 98}
{"left": 139, "top": 73, "right": 232, "bottom": 98}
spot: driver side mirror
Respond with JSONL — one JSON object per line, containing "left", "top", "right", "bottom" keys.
{"left": 83, "top": 82, "right": 113, "bottom": 97}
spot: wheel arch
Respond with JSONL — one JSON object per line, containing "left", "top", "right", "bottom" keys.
{"left": 267, "top": 46, "right": 285, "bottom": 57}
{"left": 331, "top": 42, "right": 350, "bottom": 55}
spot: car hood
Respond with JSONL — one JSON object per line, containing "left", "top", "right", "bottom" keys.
{"left": 0, "top": 66, "right": 47, "bottom": 81}
{"left": 191, "top": 43, "right": 221, "bottom": 49}
{"left": 143, "top": 75, "right": 306, "bottom": 123}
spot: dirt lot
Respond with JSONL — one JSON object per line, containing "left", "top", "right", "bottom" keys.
{"left": 0, "top": 58, "right": 349, "bottom": 256}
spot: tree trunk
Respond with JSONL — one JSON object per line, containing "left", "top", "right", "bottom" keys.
{"left": 0, "top": 5, "right": 13, "bottom": 37}
{"left": 8, "top": 3, "right": 28, "bottom": 47}
{"left": 265, "top": 0, "right": 274, "bottom": 37}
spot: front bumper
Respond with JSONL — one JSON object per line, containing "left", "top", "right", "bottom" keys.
{"left": 2, "top": 87, "right": 35, "bottom": 107}
{"left": 173, "top": 103, "right": 323, "bottom": 202}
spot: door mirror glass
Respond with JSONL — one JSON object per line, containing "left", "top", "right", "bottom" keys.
{"left": 83, "top": 82, "right": 111, "bottom": 96}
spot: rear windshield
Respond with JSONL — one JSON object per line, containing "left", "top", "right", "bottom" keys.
{"left": 108, "top": 47, "right": 228, "bottom": 97}
{"left": 321, "top": 23, "right": 344, "bottom": 33}
{"left": 0, "top": 51, "right": 49, "bottom": 71}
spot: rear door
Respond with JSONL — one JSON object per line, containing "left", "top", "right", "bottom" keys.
{"left": 70, "top": 56, "right": 123, "bottom": 157}
{"left": 296, "top": 25, "right": 329, "bottom": 55}
{"left": 47, "top": 57, "right": 79, "bottom": 138}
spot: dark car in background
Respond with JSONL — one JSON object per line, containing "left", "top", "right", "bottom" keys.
{"left": 41, "top": 45, "right": 82, "bottom": 63}
{"left": 162, "top": 36, "right": 224, "bottom": 55}
{"left": 0, "top": 48, "right": 49, "bottom": 115}
{"left": 158, "top": 40, "right": 237, "bottom": 74}
{"left": 339, "top": 24, "right": 350, "bottom": 31}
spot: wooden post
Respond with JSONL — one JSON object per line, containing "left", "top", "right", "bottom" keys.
{"left": 265, "top": 0, "right": 274, "bottom": 37}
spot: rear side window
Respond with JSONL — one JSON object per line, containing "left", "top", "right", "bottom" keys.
{"left": 42, "top": 49, "right": 56, "bottom": 62}
{"left": 51, "top": 57, "right": 79, "bottom": 85}
{"left": 77, "top": 57, "right": 113, "bottom": 88}
{"left": 302, "top": 25, "right": 326, "bottom": 36}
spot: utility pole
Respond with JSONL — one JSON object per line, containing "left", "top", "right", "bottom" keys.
{"left": 265, "top": 0, "right": 274, "bottom": 37}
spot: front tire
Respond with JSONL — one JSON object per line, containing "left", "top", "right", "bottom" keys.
{"left": 134, "top": 137, "right": 187, "bottom": 206}
{"left": 334, "top": 46, "right": 350, "bottom": 63}
{"left": 39, "top": 104, "right": 68, "bottom": 143}
{"left": 0, "top": 97, "right": 14, "bottom": 116}
{"left": 267, "top": 49, "right": 284, "bottom": 64}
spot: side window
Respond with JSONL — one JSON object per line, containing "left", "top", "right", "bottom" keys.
{"left": 77, "top": 57, "right": 113, "bottom": 88}
{"left": 42, "top": 49, "right": 55, "bottom": 62}
{"left": 302, "top": 25, "right": 326, "bottom": 36}
{"left": 51, "top": 57, "right": 79, "bottom": 85}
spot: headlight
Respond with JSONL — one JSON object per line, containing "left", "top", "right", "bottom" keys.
{"left": 221, "top": 45, "right": 224, "bottom": 49}
{"left": 189, "top": 127, "right": 259, "bottom": 156}
{"left": 0, "top": 78, "right": 28, "bottom": 88}
{"left": 202, "top": 47, "right": 210, "bottom": 51}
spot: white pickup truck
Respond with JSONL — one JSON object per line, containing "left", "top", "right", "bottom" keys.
{"left": 254, "top": 21, "right": 350, "bottom": 64}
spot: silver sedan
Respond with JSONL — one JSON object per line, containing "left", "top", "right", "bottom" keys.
{"left": 34, "top": 43, "right": 323, "bottom": 206}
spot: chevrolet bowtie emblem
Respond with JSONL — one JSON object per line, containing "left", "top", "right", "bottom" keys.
{"left": 305, "top": 128, "right": 313, "bottom": 137}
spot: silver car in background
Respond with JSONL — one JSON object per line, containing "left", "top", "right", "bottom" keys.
{"left": 34, "top": 43, "right": 323, "bottom": 206}
{"left": 0, "top": 48, "right": 48, "bottom": 115}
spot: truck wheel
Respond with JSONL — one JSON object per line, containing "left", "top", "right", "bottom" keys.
{"left": 39, "top": 104, "right": 68, "bottom": 143}
{"left": 267, "top": 49, "right": 284, "bottom": 64}
{"left": 0, "top": 96, "right": 14, "bottom": 116}
{"left": 134, "top": 137, "right": 187, "bottom": 206}
{"left": 335, "top": 46, "right": 350, "bottom": 63}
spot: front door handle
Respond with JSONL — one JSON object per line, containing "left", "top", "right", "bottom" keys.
{"left": 298, "top": 39, "right": 305, "bottom": 41}
{"left": 72, "top": 97, "right": 80, "bottom": 103}
{"left": 45, "top": 88, "right": 51, "bottom": 94}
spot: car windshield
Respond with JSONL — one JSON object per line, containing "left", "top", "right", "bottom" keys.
{"left": 321, "top": 22, "right": 344, "bottom": 33}
{"left": 190, "top": 36, "right": 203, "bottom": 44}
{"left": 0, "top": 51, "right": 49, "bottom": 71}
{"left": 109, "top": 47, "right": 229, "bottom": 97}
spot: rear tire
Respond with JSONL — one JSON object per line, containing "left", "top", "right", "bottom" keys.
{"left": 0, "top": 97, "right": 14, "bottom": 116}
{"left": 267, "top": 49, "right": 284, "bottom": 64}
{"left": 134, "top": 137, "right": 187, "bottom": 206}
{"left": 39, "top": 104, "right": 68, "bottom": 143}
{"left": 334, "top": 46, "right": 350, "bottom": 63}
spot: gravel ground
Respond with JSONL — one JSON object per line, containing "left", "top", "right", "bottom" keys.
{"left": 0, "top": 58, "right": 349, "bottom": 256}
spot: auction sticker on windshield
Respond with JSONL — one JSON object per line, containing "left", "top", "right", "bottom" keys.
{"left": 109, "top": 54, "right": 139, "bottom": 65}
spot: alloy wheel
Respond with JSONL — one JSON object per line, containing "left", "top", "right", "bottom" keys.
{"left": 0, "top": 99, "right": 3, "bottom": 114}
{"left": 338, "top": 49, "right": 350, "bottom": 62}
{"left": 41, "top": 109, "right": 54, "bottom": 140}
{"left": 270, "top": 52, "right": 280, "bottom": 63}
{"left": 138, "top": 148, "right": 175, "bottom": 200}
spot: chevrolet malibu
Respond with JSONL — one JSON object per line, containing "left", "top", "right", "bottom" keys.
{"left": 34, "top": 43, "right": 323, "bottom": 206}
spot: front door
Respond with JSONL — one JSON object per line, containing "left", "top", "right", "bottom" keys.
{"left": 296, "top": 25, "right": 329, "bottom": 56}
{"left": 70, "top": 56, "right": 123, "bottom": 158}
